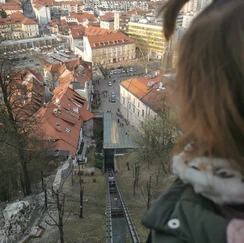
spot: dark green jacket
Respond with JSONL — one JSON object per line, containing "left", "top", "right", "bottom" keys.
{"left": 142, "top": 179, "right": 229, "bottom": 243}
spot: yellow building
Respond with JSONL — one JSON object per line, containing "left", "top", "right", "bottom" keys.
{"left": 128, "top": 21, "right": 166, "bottom": 60}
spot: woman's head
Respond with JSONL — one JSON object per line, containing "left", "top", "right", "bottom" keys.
{"left": 160, "top": 0, "right": 244, "bottom": 166}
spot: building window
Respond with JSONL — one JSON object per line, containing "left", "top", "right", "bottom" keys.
{"left": 138, "top": 102, "right": 140, "bottom": 108}
{"left": 132, "top": 104, "right": 135, "bottom": 113}
{"left": 137, "top": 109, "right": 140, "bottom": 117}
{"left": 128, "top": 102, "right": 131, "bottom": 109}
{"left": 122, "top": 96, "right": 125, "bottom": 105}
{"left": 142, "top": 109, "right": 144, "bottom": 117}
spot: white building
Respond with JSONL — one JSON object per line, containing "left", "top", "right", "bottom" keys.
{"left": 0, "top": 12, "right": 39, "bottom": 39}
{"left": 82, "top": 31, "right": 135, "bottom": 64}
{"left": 114, "top": 12, "right": 120, "bottom": 30}
{"left": 33, "top": 4, "right": 51, "bottom": 25}
{"left": 119, "top": 74, "right": 175, "bottom": 130}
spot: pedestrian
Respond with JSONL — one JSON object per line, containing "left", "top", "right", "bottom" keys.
{"left": 142, "top": 1, "right": 244, "bottom": 243}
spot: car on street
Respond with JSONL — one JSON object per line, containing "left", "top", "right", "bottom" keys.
{"left": 111, "top": 92, "right": 116, "bottom": 103}
{"left": 108, "top": 81, "right": 112, "bottom": 86}
{"left": 129, "top": 67, "right": 134, "bottom": 72}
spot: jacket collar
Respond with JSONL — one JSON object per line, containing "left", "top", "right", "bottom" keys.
{"left": 173, "top": 146, "right": 244, "bottom": 205}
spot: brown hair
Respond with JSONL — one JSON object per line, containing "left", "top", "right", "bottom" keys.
{"left": 160, "top": 0, "right": 244, "bottom": 167}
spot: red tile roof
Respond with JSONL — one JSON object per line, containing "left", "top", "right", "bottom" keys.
{"left": 70, "top": 12, "right": 97, "bottom": 22}
{"left": 121, "top": 75, "right": 175, "bottom": 113}
{"left": 85, "top": 26, "right": 116, "bottom": 36}
{"left": 70, "top": 25, "right": 85, "bottom": 39}
{"left": 87, "top": 31, "right": 134, "bottom": 49}
{"left": 100, "top": 13, "right": 114, "bottom": 21}
{"left": 35, "top": 88, "right": 94, "bottom": 157}
{"left": 0, "top": 12, "right": 37, "bottom": 25}
{"left": 2, "top": 2, "right": 22, "bottom": 11}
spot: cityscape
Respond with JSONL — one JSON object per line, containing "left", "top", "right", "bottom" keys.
{"left": 0, "top": 0, "right": 212, "bottom": 242}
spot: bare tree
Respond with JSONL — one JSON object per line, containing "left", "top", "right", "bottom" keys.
{"left": 45, "top": 189, "right": 70, "bottom": 243}
{"left": 132, "top": 107, "right": 180, "bottom": 174}
{"left": 141, "top": 176, "right": 152, "bottom": 210}
{"left": 133, "top": 162, "right": 140, "bottom": 196}
{"left": 0, "top": 56, "right": 51, "bottom": 199}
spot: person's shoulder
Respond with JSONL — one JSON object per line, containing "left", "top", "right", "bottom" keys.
{"left": 142, "top": 179, "right": 228, "bottom": 243}
{"left": 142, "top": 179, "right": 194, "bottom": 230}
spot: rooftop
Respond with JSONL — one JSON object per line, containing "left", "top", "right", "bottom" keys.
{"left": 87, "top": 31, "right": 134, "bottom": 49}
{"left": 103, "top": 112, "right": 137, "bottom": 149}
{"left": 120, "top": 74, "right": 175, "bottom": 113}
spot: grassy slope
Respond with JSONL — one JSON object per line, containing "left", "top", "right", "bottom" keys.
{"left": 115, "top": 153, "right": 175, "bottom": 242}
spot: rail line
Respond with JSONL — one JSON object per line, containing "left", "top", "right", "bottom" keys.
{"left": 105, "top": 168, "right": 141, "bottom": 243}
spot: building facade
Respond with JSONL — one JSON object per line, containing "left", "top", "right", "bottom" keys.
{"left": 128, "top": 21, "right": 166, "bottom": 59}
{"left": 33, "top": 4, "right": 51, "bottom": 25}
{"left": 82, "top": 0, "right": 149, "bottom": 11}
{"left": 119, "top": 74, "right": 175, "bottom": 130}
{"left": 0, "top": 12, "right": 39, "bottom": 40}
{"left": 82, "top": 31, "right": 135, "bottom": 64}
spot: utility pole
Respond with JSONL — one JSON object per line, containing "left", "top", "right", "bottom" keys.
{"left": 41, "top": 171, "right": 48, "bottom": 208}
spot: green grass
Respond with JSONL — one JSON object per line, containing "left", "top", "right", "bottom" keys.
{"left": 115, "top": 152, "right": 176, "bottom": 242}
{"left": 31, "top": 151, "right": 175, "bottom": 243}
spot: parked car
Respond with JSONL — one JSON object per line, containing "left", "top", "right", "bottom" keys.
{"left": 111, "top": 92, "right": 116, "bottom": 103}
{"left": 108, "top": 81, "right": 112, "bottom": 86}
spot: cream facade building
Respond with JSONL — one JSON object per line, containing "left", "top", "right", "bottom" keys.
{"left": 100, "top": 20, "right": 114, "bottom": 30}
{"left": 33, "top": 4, "right": 51, "bottom": 25}
{"left": 119, "top": 74, "right": 175, "bottom": 130}
{"left": 128, "top": 20, "right": 166, "bottom": 60}
{"left": 0, "top": 12, "right": 39, "bottom": 40}
{"left": 81, "top": 30, "right": 135, "bottom": 64}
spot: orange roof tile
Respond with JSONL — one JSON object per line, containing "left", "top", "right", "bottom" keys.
{"left": 100, "top": 13, "right": 114, "bottom": 21}
{"left": 85, "top": 26, "right": 116, "bottom": 36}
{"left": 21, "top": 17, "right": 37, "bottom": 25}
{"left": 87, "top": 31, "right": 134, "bottom": 49}
{"left": 121, "top": 75, "right": 174, "bottom": 113}
{"left": 70, "top": 25, "right": 85, "bottom": 39}
{"left": 70, "top": 12, "right": 97, "bottom": 22}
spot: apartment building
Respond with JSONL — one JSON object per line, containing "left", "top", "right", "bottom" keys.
{"left": 33, "top": 4, "right": 51, "bottom": 25}
{"left": 49, "top": 1, "right": 83, "bottom": 19}
{"left": 83, "top": 0, "right": 149, "bottom": 11}
{"left": 2, "top": 2, "right": 23, "bottom": 15}
{"left": 128, "top": 20, "right": 166, "bottom": 59}
{"left": 100, "top": 13, "right": 114, "bottom": 30}
{"left": 82, "top": 31, "right": 135, "bottom": 64}
{"left": 119, "top": 74, "right": 175, "bottom": 130}
{"left": 0, "top": 12, "right": 39, "bottom": 40}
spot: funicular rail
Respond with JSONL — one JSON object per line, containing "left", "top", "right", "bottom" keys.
{"left": 106, "top": 168, "right": 141, "bottom": 243}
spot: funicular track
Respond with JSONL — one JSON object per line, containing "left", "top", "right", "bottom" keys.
{"left": 106, "top": 168, "right": 141, "bottom": 243}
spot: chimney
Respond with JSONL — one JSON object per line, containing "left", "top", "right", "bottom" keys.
{"left": 56, "top": 122, "right": 61, "bottom": 132}
{"left": 58, "top": 105, "right": 62, "bottom": 112}
{"left": 53, "top": 108, "right": 59, "bottom": 117}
